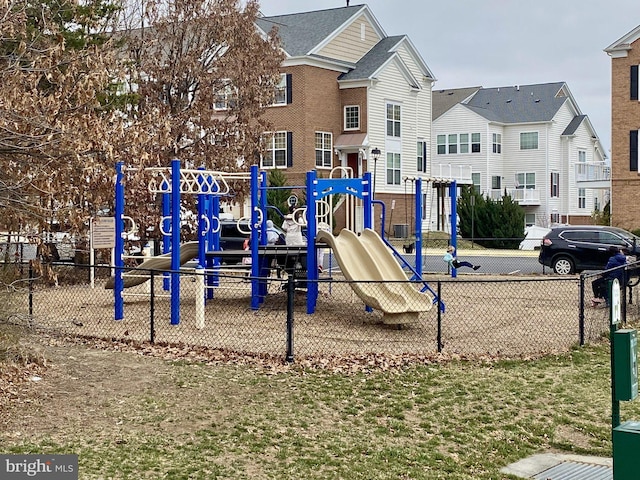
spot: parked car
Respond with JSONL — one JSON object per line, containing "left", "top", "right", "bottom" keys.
{"left": 217, "top": 220, "right": 285, "bottom": 264}
{"left": 538, "top": 225, "right": 640, "bottom": 274}
{"left": 519, "top": 226, "right": 551, "bottom": 251}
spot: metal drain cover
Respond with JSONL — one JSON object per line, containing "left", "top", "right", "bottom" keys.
{"left": 532, "top": 461, "right": 612, "bottom": 480}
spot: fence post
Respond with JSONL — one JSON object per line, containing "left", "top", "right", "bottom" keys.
{"left": 195, "top": 266, "right": 205, "bottom": 329}
{"left": 28, "top": 261, "right": 33, "bottom": 318}
{"left": 579, "top": 275, "right": 585, "bottom": 346}
{"left": 150, "top": 271, "right": 155, "bottom": 344}
{"left": 286, "top": 276, "right": 294, "bottom": 363}
{"left": 437, "top": 280, "right": 442, "bottom": 352}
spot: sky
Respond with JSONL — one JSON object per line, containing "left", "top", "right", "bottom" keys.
{"left": 257, "top": 0, "right": 640, "bottom": 158}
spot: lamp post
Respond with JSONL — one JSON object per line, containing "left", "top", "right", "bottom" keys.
{"left": 371, "top": 147, "right": 381, "bottom": 198}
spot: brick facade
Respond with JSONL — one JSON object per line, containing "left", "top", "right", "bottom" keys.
{"left": 262, "top": 65, "right": 344, "bottom": 191}
{"left": 611, "top": 37, "right": 640, "bottom": 230}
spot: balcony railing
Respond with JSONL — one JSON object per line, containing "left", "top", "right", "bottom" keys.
{"left": 575, "top": 162, "right": 611, "bottom": 182}
{"left": 507, "top": 188, "right": 540, "bottom": 205}
{"left": 431, "top": 164, "right": 473, "bottom": 184}
{"left": 487, "top": 188, "right": 540, "bottom": 204}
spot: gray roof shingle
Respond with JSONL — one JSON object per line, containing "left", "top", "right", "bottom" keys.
{"left": 464, "top": 82, "right": 568, "bottom": 123}
{"left": 256, "top": 5, "right": 366, "bottom": 57}
{"left": 432, "top": 87, "right": 482, "bottom": 120}
{"left": 338, "top": 35, "right": 404, "bottom": 81}
{"left": 561, "top": 114, "right": 586, "bottom": 135}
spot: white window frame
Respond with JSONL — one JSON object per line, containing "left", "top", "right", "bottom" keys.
{"left": 550, "top": 172, "right": 559, "bottom": 198}
{"left": 447, "top": 134, "right": 458, "bottom": 154}
{"left": 273, "top": 74, "right": 287, "bottom": 106}
{"left": 437, "top": 135, "right": 446, "bottom": 155}
{"left": 525, "top": 213, "right": 536, "bottom": 227}
{"left": 516, "top": 172, "right": 536, "bottom": 189}
{"left": 386, "top": 103, "right": 401, "bottom": 138}
{"left": 578, "top": 188, "right": 586, "bottom": 209}
{"left": 386, "top": 152, "right": 401, "bottom": 185}
{"left": 471, "top": 172, "right": 480, "bottom": 193}
{"left": 344, "top": 105, "right": 360, "bottom": 131}
{"left": 261, "top": 131, "right": 287, "bottom": 169}
{"left": 578, "top": 150, "right": 586, "bottom": 163}
{"left": 471, "top": 133, "right": 481, "bottom": 153}
{"left": 459, "top": 134, "right": 469, "bottom": 154}
{"left": 492, "top": 133, "right": 502, "bottom": 154}
{"left": 520, "top": 132, "right": 539, "bottom": 150}
{"left": 214, "top": 83, "right": 236, "bottom": 110}
{"left": 315, "top": 132, "right": 333, "bottom": 169}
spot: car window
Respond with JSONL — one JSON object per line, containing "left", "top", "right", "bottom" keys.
{"left": 221, "top": 224, "right": 243, "bottom": 237}
{"left": 598, "top": 231, "right": 627, "bottom": 246}
{"left": 561, "top": 230, "right": 598, "bottom": 243}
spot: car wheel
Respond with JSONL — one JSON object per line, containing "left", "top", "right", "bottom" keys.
{"left": 552, "top": 256, "right": 574, "bottom": 275}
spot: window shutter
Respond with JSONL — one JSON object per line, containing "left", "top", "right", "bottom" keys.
{"left": 422, "top": 142, "right": 428, "bottom": 172}
{"left": 286, "top": 132, "right": 293, "bottom": 167}
{"left": 632, "top": 66, "right": 639, "bottom": 101}
{"left": 286, "top": 74, "right": 292, "bottom": 105}
{"left": 631, "top": 130, "right": 638, "bottom": 171}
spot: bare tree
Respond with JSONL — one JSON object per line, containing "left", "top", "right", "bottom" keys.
{"left": 0, "top": 0, "right": 130, "bottom": 235}
{"left": 116, "top": 0, "right": 284, "bottom": 238}
{"left": 0, "top": 0, "right": 284, "bottom": 244}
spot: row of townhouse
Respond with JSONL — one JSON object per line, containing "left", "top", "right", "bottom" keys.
{"left": 432, "top": 83, "right": 608, "bottom": 230}
{"left": 248, "top": 4, "right": 608, "bottom": 235}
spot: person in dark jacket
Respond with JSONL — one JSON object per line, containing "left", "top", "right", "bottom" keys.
{"left": 591, "top": 246, "right": 627, "bottom": 307}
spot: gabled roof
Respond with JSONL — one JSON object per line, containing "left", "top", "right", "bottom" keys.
{"left": 256, "top": 5, "right": 371, "bottom": 57}
{"left": 338, "top": 35, "right": 430, "bottom": 86}
{"left": 561, "top": 115, "right": 586, "bottom": 136}
{"left": 463, "top": 82, "right": 571, "bottom": 123}
{"left": 605, "top": 24, "right": 640, "bottom": 57}
{"left": 256, "top": 5, "right": 434, "bottom": 82}
{"left": 432, "top": 87, "right": 481, "bottom": 120}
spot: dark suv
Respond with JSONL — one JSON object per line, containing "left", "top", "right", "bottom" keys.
{"left": 217, "top": 220, "right": 285, "bottom": 264}
{"left": 538, "top": 226, "right": 640, "bottom": 274}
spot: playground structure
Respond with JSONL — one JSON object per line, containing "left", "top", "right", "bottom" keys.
{"left": 110, "top": 160, "right": 461, "bottom": 326}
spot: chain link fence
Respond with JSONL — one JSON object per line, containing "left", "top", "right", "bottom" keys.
{"left": 4, "top": 258, "right": 638, "bottom": 363}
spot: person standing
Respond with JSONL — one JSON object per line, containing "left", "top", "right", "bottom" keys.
{"left": 443, "top": 245, "right": 480, "bottom": 271}
{"left": 266, "top": 220, "right": 282, "bottom": 245}
{"left": 591, "top": 245, "right": 627, "bottom": 307}
{"left": 281, "top": 206, "right": 306, "bottom": 246}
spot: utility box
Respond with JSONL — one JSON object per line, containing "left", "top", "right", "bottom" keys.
{"left": 613, "top": 329, "right": 638, "bottom": 402}
{"left": 613, "top": 421, "right": 640, "bottom": 479}
{"left": 393, "top": 224, "right": 408, "bottom": 239}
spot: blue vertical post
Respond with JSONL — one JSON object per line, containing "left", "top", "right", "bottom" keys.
{"left": 361, "top": 173, "right": 373, "bottom": 313}
{"left": 170, "top": 159, "right": 181, "bottom": 325}
{"left": 363, "top": 172, "right": 372, "bottom": 229}
{"left": 449, "top": 180, "right": 458, "bottom": 279}
{"left": 250, "top": 165, "right": 262, "bottom": 309}
{"left": 306, "top": 170, "right": 318, "bottom": 314}
{"left": 114, "top": 162, "right": 125, "bottom": 320}
{"left": 415, "top": 178, "right": 423, "bottom": 276}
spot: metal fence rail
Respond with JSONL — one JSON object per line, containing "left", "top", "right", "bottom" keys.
{"left": 1, "top": 262, "right": 636, "bottom": 363}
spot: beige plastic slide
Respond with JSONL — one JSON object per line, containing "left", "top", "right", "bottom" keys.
{"left": 105, "top": 241, "right": 200, "bottom": 289}
{"left": 316, "top": 229, "right": 432, "bottom": 324}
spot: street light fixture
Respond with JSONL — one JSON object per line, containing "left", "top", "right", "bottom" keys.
{"left": 371, "top": 147, "right": 381, "bottom": 198}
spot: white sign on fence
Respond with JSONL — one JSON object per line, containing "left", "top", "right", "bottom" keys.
{"left": 91, "top": 217, "right": 116, "bottom": 249}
